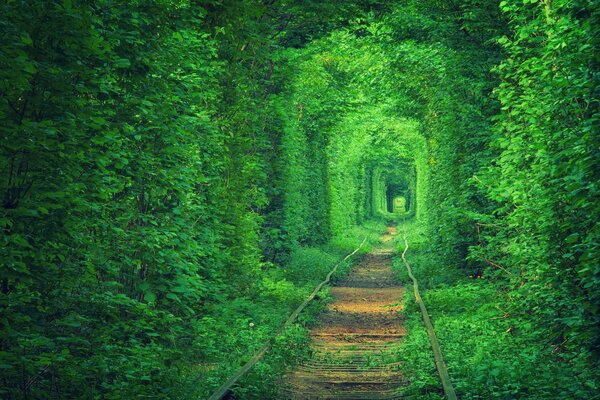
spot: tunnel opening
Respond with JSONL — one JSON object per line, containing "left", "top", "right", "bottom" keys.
{"left": 386, "top": 183, "right": 407, "bottom": 213}
{"left": 368, "top": 158, "right": 417, "bottom": 219}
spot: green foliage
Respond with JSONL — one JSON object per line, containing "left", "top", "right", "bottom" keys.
{"left": 282, "top": 247, "right": 340, "bottom": 286}
{"left": 233, "top": 325, "right": 312, "bottom": 399}
{"left": 1, "top": 1, "right": 226, "bottom": 397}
{"left": 396, "top": 221, "right": 599, "bottom": 399}
{"left": 1, "top": 0, "right": 597, "bottom": 398}
{"left": 474, "top": 0, "right": 600, "bottom": 360}
{"left": 397, "top": 279, "right": 600, "bottom": 399}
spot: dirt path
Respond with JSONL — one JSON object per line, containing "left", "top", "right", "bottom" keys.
{"left": 282, "top": 226, "right": 406, "bottom": 399}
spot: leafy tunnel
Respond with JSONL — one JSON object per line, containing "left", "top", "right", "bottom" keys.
{"left": 0, "top": 1, "right": 598, "bottom": 399}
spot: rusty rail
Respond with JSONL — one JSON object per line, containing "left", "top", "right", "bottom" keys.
{"left": 400, "top": 221, "right": 458, "bottom": 400}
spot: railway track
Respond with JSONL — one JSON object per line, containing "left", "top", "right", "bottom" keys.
{"left": 280, "top": 226, "right": 407, "bottom": 399}
{"left": 208, "top": 222, "right": 456, "bottom": 400}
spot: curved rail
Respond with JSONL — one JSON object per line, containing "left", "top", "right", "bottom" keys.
{"left": 207, "top": 237, "right": 368, "bottom": 400}
{"left": 400, "top": 221, "right": 457, "bottom": 400}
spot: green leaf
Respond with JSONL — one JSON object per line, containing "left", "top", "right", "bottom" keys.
{"left": 20, "top": 34, "right": 33, "bottom": 45}
{"left": 114, "top": 58, "right": 131, "bottom": 68}
{"left": 166, "top": 293, "right": 180, "bottom": 302}
{"left": 144, "top": 291, "right": 156, "bottom": 303}
{"left": 22, "top": 62, "right": 37, "bottom": 74}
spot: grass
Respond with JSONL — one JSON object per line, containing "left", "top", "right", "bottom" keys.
{"left": 191, "top": 219, "right": 388, "bottom": 399}
{"left": 390, "top": 220, "right": 600, "bottom": 400}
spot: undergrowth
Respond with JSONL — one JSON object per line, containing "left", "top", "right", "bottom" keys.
{"left": 392, "top": 222, "right": 600, "bottom": 400}
{"left": 192, "top": 220, "right": 386, "bottom": 399}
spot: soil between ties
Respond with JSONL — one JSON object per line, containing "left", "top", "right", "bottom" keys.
{"left": 282, "top": 225, "right": 407, "bottom": 400}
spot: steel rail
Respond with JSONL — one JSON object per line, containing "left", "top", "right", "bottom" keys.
{"left": 206, "top": 237, "right": 368, "bottom": 400}
{"left": 400, "top": 220, "right": 458, "bottom": 400}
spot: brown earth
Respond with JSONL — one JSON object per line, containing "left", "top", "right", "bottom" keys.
{"left": 281, "top": 226, "right": 407, "bottom": 399}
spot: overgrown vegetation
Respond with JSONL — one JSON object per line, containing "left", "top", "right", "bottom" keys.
{"left": 1, "top": 0, "right": 597, "bottom": 399}
{"left": 394, "top": 220, "right": 599, "bottom": 399}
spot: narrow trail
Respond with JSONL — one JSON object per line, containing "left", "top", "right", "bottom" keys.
{"left": 282, "top": 226, "right": 407, "bottom": 399}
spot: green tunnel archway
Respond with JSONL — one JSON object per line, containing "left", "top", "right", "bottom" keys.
{"left": 369, "top": 159, "right": 418, "bottom": 219}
